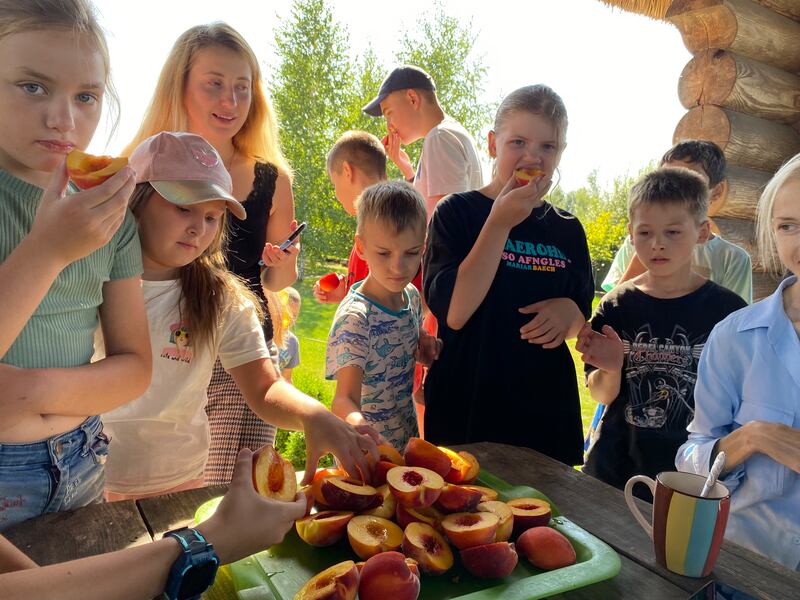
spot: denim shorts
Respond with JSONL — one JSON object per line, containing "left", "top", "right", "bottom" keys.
{"left": 0, "top": 416, "right": 109, "bottom": 531}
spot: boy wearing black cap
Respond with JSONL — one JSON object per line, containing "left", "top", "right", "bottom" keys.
{"left": 363, "top": 65, "right": 483, "bottom": 219}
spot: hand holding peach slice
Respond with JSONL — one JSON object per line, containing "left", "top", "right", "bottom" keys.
{"left": 513, "top": 167, "right": 545, "bottom": 188}
{"left": 66, "top": 149, "right": 128, "bottom": 190}
{"left": 404, "top": 438, "right": 451, "bottom": 478}
{"left": 357, "top": 552, "right": 420, "bottom": 600}
{"left": 293, "top": 559, "right": 359, "bottom": 600}
{"left": 507, "top": 497, "right": 552, "bottom": 532}
{"left": 441, "top": 511, "right": 499, "bottom": 550}
{"left": 319, "top": 476, "right": 379, "bottom": 512}
{"left": 295, "top": 510, "right": 354, "bottom": 547}
{"left": 318, "top": 272, "right": 341, "bottom": 293}
{"left": 252, "top": 444, "right": 297, "bottom": 502}
{"left": 477, "top": 500, "right": 514, "bottom": 542}
{"left": 460, "top": 542, "right": 519, "bottom": 578}
{"left": 386, "top": 465, "right": 444, "bottom": 508}
{"left": 346, "top": 515, "right": 404, "bottom": 560}
{"left": 517, "top": 526, "right": 576, "bottom": 570}
{"left": 402, "top": 522, "right": 454, "bottom": 575}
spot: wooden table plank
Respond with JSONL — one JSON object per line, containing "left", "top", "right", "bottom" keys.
{"left": 136, "top": 484, "right": 227, "bottom": 540}
{"left": 2, "top": 499, "right": 150, "bottom": 565}
{"left": 459, "top": 442, "right": 800, "bottom": 600}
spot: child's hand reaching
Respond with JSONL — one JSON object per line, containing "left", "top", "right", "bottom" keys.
{"left": 261, "top": 220, "right": 301, "bottom": 269}
{"left": 519, "top": 298, "right": 583, "bottom": 348}
{"left": 575, "top": 322, "right": 624, "bottom": 372}
{"left": 196, "top": 448, "right": 306, "bottom": 564}
{"left": 488, "top": 169, "right": 552, "bottom": 231}
{"left": 415, "top": 328, "right": 443, "bottom": 366}
{"left": 382, "top": 129, "right": 414, "bottom": 181}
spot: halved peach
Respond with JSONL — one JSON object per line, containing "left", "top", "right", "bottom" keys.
{"left": 252, "top": 445, "right": 297, "bottom": 502}
{"left": 295, "top": 510, "right": 354, "bottom": 547}
{"left": 513, "top": 167, "right": 545, "bottom": 188}
{"left": 438, "top": 446, "right": 472, "bottom": 483}
{"left": 360, "top": 484, "right": 396, "bottom": 520}
{"left": 66, "top": 149, "right": 127, "bottom": 190}
{"left": 477, "top": 501, "right": 514, "bottom": 542}
{"left": 459, "top": 451, "right": 480, "bottom": 484}
{"left": 507, "top": 498, "right": 552, "bottom": 532}
{"left": 346, "top": 515, "right": 404, "bottom": 560}
{"left": 358, "top": 551, "right": 420, "bottom": 600}
{"left": 377, "top": 444, "right": 405, "bottom": 466}
{"left": 441, "top": 511, "right": 499, "bottom": 550}
{"left": 517, "top": 527, "right": 576, "bottom": 570}
{"left": 386, "top": 466, "right": 444, "bottom": 508}
{"left": 461, "top": 485, "right": 498, "bottom": 502}
{"left": 395, "top": 503, "right": 444, "bottom": 531}
{"left": 402, "top": 522, "right": 454, "bottom": 575}
{"left": 311, "top": 467, "right": 345, "bottom": 505}
{"left": 435, "top": 484, "right": 483, "bottom": 514}
{"left": 460, "top": 542, "right": 518, "bottom": 578}
{"left": 373, "top": 460, "right": 400, "bottom": 486}
{"left": 320, "top": 477, "right": 379, "bottom": 512}
{"left": 293, "top": 559, "right": 359, "bottom": 600}
{"left": 404, "top": 438, "right": 451, "bottom": 478}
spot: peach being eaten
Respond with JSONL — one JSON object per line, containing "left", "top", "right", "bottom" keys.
{"left": 66, "top": 149, "right": 127, "bottom": 190}
{"left": 386, "top": 465, "right": 444, "bottom": 508}
{"left": 346, "top": 515, "right": 404, "bottom": 560}
{"left": 252, "top": 444, "right": 297, "bottom": 502}
{"left": 460, "top": 542, "right": 519, "bottom": 579}
{"left": 507, "top": 498, "right": 552, "bottom": 533}
{"left": 441, "top": 511, "right": 499, "bottom": 550}
{"left": 477, "top": 500, "right": 514, "bottom": 542}
{"left": 513, "top": 167, "right": 545, "bottom": 188}
{"left": 319, "top": 476, "right": 379, "bottom": 512}
{"left": 516, "top": 526, "right": 576, "bottom": 570}
{"left": 402, "top": 521, "right": 454, "bottom": 575}
{"left": 295, "top": 510, "right": 354, "bottom": 547}
{"left": 357, "top": 551, "right": 420, "bottom": 600}
{"left": 404, "top": 438, "right": 451, "bottom": 478}
{"left": 292, "top": 559, "right": 359, "bottom": 600}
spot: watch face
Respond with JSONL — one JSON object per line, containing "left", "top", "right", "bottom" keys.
{"left": 178, "top": 561, "right": 218, "bottom": 598}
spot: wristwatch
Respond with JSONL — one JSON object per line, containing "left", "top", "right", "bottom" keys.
{"left": 163, "top": 526, "right": 220, "bottom": 600}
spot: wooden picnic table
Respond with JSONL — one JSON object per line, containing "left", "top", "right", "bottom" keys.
{"left": 5, "top": 441, "right": 798, "bottom": 599}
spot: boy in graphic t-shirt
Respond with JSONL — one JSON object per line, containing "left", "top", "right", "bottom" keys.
{"left": 577, "top": 168, "right": 747, "bottom": 498}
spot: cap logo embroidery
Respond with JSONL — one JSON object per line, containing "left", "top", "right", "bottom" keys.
{"left": 191, "top": 143, "right": 219, "bottom": 168}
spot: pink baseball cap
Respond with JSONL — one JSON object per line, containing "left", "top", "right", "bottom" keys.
{"left": 128, "top": 131, "right": 246, "bottom": 220}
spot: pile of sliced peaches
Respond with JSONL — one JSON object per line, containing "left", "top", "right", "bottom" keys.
{"left": 288, "top": 438, "right": 577, "bottom": 600}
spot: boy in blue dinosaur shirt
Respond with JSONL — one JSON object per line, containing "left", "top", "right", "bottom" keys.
{"left": 326, "top": 181, "right": 439, "bottom": 452}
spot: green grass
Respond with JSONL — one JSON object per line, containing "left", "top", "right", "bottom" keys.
{"left": 278, "top": 279, "right": 601, "bottom": 467}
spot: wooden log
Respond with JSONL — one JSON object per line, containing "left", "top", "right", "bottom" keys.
{"left": 711, "top": 164, "right": 772, "bottom": 220}
{"left": 711, "top": 215, "right": 761, "bottom": 267}
{"left": 753, "top": 0, "right": 800, "bottom": 22}
{"left": 674, "top": 106, "right": 800, "bottom": 172}
{"left": 678, "top": 50, "right": 800, "bottom": 124}
{"left": 667, "top": 0, "right": 800, "bottom": 73}
{"left": 752, "top": 270, "right": 784, "bottom": 300}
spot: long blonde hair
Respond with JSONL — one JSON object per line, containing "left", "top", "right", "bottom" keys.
{"left": 755, "top": 152, "right": 800, "bottom": 276}
{"left": 124, "top": 22, "right": 290, "bottom": 175}
{"left": 130, "top": 183, "right": 263, "bottom": 350}
{"left": 0, "top": 0, "right": 120, "bottom": 136}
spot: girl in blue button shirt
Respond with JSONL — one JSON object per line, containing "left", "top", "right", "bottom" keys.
{"left": 677, "top": 152, "right": 800, "bottom": 571}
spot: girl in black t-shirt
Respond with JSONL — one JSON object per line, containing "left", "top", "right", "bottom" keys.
{"left": 422, "top": 85, "right": 594, "bottom": 466}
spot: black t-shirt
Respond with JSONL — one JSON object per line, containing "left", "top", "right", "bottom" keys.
{"left": 583, "top": 280, "right": 747, "bottom": 491}
{"left": 423, "top": 191, "right": 594, "bottom": 466}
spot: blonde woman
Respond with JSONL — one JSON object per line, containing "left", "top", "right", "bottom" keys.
{"left": 126, "top": 23, "right": 298, "bottom": 484}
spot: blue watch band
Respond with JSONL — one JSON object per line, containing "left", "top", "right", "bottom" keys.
{"left": 163, "top": 527, "right": 220, "bottom": 600}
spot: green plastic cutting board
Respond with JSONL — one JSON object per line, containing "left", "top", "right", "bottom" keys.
{"left": 202, "top": 470, "right": 621, "bottom": 599}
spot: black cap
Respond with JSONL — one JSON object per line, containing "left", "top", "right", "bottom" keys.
{"left": 362, "top": 65, "right": 436, "bottom": 117}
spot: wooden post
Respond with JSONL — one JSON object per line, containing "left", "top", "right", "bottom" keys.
{"left": 752, "top": 0, "right": 800, "bottom": 22}
{"left": 711, "top": 215, "right": 761, "bottom": 268}
{"left": 711, "top": 164, "right": 772, "bottom": 220}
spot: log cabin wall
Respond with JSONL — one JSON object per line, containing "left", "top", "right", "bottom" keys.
{"left": 602, "top": 0, "right": 800, "bottom": 299}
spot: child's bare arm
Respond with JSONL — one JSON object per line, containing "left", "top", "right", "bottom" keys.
{"left": 0, "top": 535, "right": 36, "bottom": 573}
{"left": 0, "top": 166, "right": 134, "bottom": 359}
{"left": 331, "top": 366, "right": 367, "bottom": 427}
{"left": 576, "top": 323, "right": 624, "bottom": 405}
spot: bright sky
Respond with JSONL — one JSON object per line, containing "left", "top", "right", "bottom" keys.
{"left": 91, "top": 0, "right": 691, "bottom": 192}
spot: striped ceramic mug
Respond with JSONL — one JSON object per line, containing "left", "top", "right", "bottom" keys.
{"left": 624, "top": 471, "right": 730, "bottom": 577}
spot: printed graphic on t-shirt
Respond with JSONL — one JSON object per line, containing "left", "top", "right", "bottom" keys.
{"left": 622, "top": 325, "right": 704, "bottom": 430}
{"left": 160, "top": 322, "right": 193, "bottom": 363}
{"left": 501, "top": 238, "right": 569, "bottom": 273}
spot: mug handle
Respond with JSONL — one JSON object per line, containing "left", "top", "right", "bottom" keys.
{"left": 624, "top": 475, "right": 656, "bottom": 540}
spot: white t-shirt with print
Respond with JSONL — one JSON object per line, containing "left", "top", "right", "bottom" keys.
{"left": 99, "top": 279, "right": 270, "bottom": 494}
{"left": 414, "top": 115, "right": 484, "bottom": 218}
{"left": 325, "top": 282, "right": 421, "bottom": 452}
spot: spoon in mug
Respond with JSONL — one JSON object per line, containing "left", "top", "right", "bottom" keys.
{"left": 700, "top": 451, "right": 726, "bottom": 498}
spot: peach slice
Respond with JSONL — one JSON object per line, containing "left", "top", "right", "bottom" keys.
{"left": 507, "top": 498, "right": 552, "bottom": 532}
{"left": 395, "top": 503, "right": 444, "bottom": 531}
{"left": 360, "top": 484, "right": 396, "bottom": 520}
{"left": 377, "top": 444, "right": 405, "bottom": 466}
{"left": 435, "top": 484, "right": 483, "bottom": 514}
{"left": 252, "top": 445, "right": 297, "bottom": 502}
{"left": 358, "top": 551, "right": 420, "bottom": 600}
{"left": 438, "top": 446, "right": 471, "bottom": 483}
{"left": 319, "top": 477, "right": 379, "bottom": 512}
{"left": 461, "top": 485, "right": 498, "bottom": 502}
{"left": 311, "top": 467, "right": 345, "bottom": 505}
{"left": 513, "top": 167, "right": 545, "bottom": 188}
{"left": 386, "top": 466, "right": 444, "bottom": 508}
{"left": 346, "top": 515, "right": 404, "bottom": 560}
{"left": 293, "top": 559, "right": 359, "bottom": 600}
{"left": 459, "top": 451, "right": 480, "bottom": 484}
{"left": 441, "top": 511, "right": 499, "bottom": 550}
{"left": 460, "top": 542, "right": 519, "bottom": 579}
{"left": 66, "top": 149, "right": 127, "bottom": 190}
{"left": 402, "top": 522, "right": 454, "bottom": 575}
{"left": 517, "top": 527, "right": 576, "bottom": 570}
{"left": 404, "top": 438, "right": 451, "bottom": 478}
{"left": 295, "top": 510, "right": 355, "bottom": 547}
{"left": 478, "top": 501, "right": 514, "bottom": 542}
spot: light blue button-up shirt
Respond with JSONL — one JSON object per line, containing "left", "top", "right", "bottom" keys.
{"left": 676, "top": 276, "right": 800, "bottom": 571}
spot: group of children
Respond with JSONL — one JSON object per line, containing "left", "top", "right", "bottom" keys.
{"left": 0, "top": 0, "right": 796, "bottom": 594}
